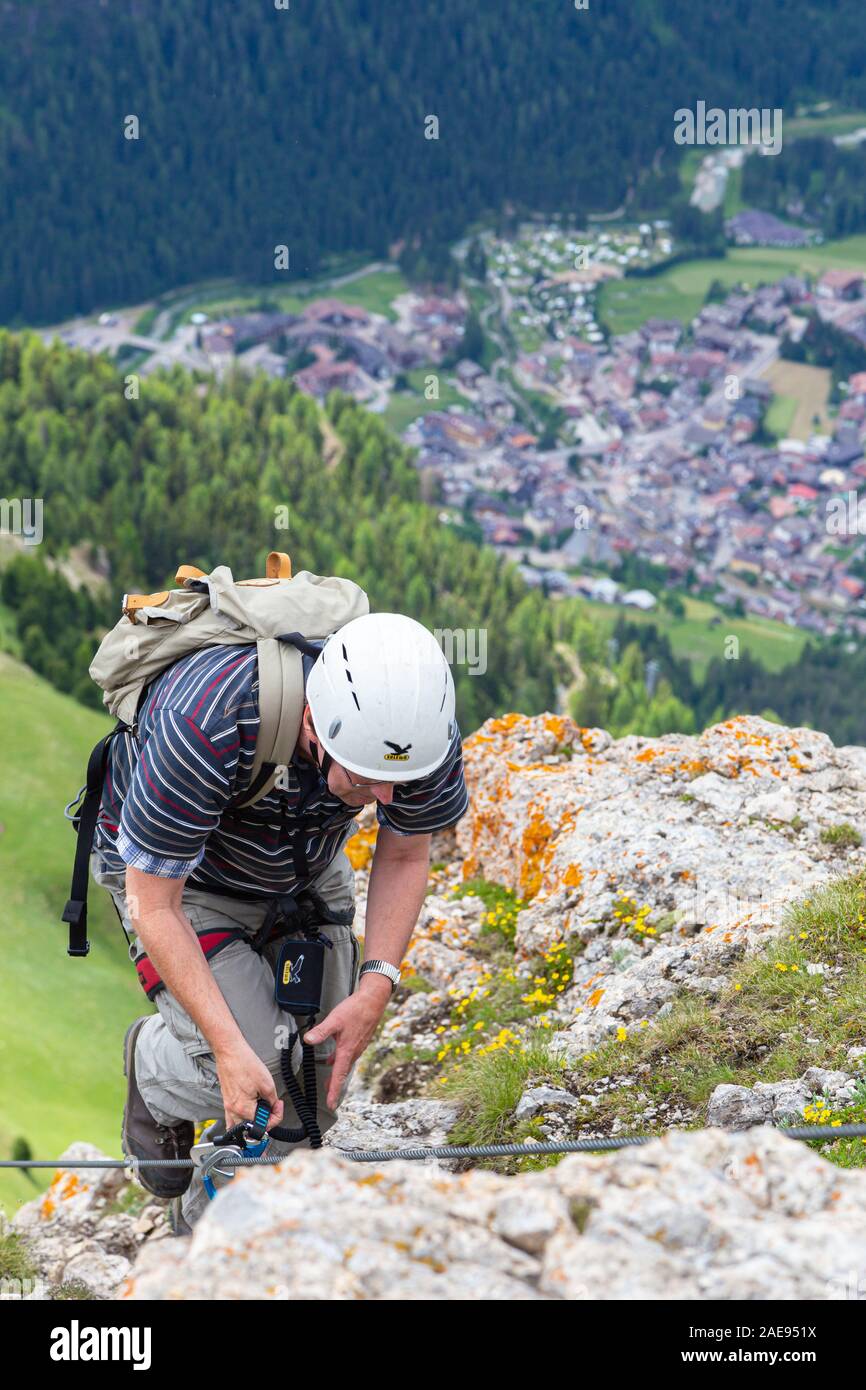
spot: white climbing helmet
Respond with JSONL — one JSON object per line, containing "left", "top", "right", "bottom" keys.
{"left": 305, "top": 612, "right": 456, "bottom": 782}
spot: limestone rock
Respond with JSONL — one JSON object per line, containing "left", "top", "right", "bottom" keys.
{"left": 749, "top": 789, "right": 800, "bottom": 823}
{"left": 515, "top": 1086, "right": 581, "bottom": 1121}
{"left": 707, "top": 1084, "right": 774, "bottom": 1130}
{"left": 123, "top": 1129, "right": 866, "bottom": 1301}
{"left": 11, "top": 1143, "right": 168, "bottom": 1300}
{"left": 451, "top": 713, "right": 865, "bottom": 1057}
{"left": 60, "top": 1245, "right": 132, "bottom": 1299}
{"left": 708, "top": 1067, "right": 856, "bottom": 1130}
{"left": 802, "top": 1067, "right": 854, "bottom": 1098}
{"left": 326, "top": 1095, "right": 462, "bottom": 1154}
{"left": 753, "top": 1080, "right": 811, "bottom": 1124}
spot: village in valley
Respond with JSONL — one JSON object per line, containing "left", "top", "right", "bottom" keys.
{"left": 46, "top": 212, "right": 866, "bottom": 642}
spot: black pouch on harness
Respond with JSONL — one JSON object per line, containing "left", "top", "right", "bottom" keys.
{"left": 274, "top": 936, "right": 326, "bottom": 1015}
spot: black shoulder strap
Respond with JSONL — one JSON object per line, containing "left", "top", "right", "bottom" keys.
{"left": 277, "top": 631, "right": 323, "bottom": 660}
{"left": 62, "top": 723, "right": 128, "bottom": 958}
{"left": 232, "top": 761, "right": 278, "bottom": 808}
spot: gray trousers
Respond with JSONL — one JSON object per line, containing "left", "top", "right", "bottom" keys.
{"left": 91, "top": 847, "right": 360, "bottom": 1225}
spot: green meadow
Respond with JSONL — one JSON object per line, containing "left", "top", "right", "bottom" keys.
{"left": 138, "top": 263, "right": 409, "bottom": 338}
{"left": 574, "top": 593, "right": 807, "bottom": 677}
{"left": 382, "top": 368, "right": 467, "bottom": 434}
{"left": 599, "top": 236, "right": 866, "bottom": 335}
{"left": 0, "top": 655, "right": 147, "bottom": 1216}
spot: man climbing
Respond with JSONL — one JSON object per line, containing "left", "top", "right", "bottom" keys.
{"left": 86, "top": 598, "right": 468, "bottom": 1230}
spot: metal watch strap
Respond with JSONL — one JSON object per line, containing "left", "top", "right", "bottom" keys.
{"left": 359, "top": 959, "right": 401, "bottom": 992}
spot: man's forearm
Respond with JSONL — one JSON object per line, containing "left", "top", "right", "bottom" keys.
{"left": 363, "top": 837, "right": 430, "bottom": 979}
{"left": 126, "top": 870, "right": 243, "bottom": 1055}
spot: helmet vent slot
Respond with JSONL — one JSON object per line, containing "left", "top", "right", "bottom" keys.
{"left": 351, "top": 691, "right": 360, "bottom": 712}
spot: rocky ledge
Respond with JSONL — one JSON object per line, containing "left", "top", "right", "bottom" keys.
{"left": 119, "top": 1126, "right": 866, "bottom": 1300}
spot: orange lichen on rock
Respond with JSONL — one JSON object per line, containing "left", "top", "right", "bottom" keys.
{"left": 563, "top": 863, "right": 583, "bottom": 888}
{"left": 344, "top": 824, "right": 378, "bottom": 871}
{"left": 485, "top": 712, "right": 529, "bottom": 736}
{"left": 543, "top": 714, "right": 572, "bottom": 744}
{"left": 635, "top": 747, "right": 661, "bottom": 763}
{"left": 509, "top": 759, "right": 571, "bottom": 773}
{"left": 40, "top": 1170, "right": 88, "bottom": 1220}
{"left": 678, "top": 758, "right": 709, "bottom": 778}
{"left": 519, "top": 807, "right": 555, "bottom": 900}
{"left": 461, "top": 854, "right": 479, "bottom": 880}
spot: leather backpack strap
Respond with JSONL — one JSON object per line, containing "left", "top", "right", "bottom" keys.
{"left": 235, "top": 637, "right": 306, "bottom": 809}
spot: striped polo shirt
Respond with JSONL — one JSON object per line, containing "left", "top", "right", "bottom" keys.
{"left": 94, "top": 642, "right": 468, "bottom": 897}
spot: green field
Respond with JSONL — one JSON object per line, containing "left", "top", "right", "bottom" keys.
{"left": 723, "top": 163, "right": 744, "bottom": 218}
{"left": 143, "top": 264, "right": 409, "bottom": 339}
{"left": 763, "top": 393, "right": 798, "bottom": 440}
{"left": 0, "top": 656, "right": 147, "bottom": 1216}
{"left": 762, "top": 358, "right": 833, "bottom": 439}
{"left": 382, "top": 367, "right": 466, "bottom": 434}
{"left": 786, "top": 109, "right": 866, "bottom": 140}
{"left": 599, "top": 236, "right": 866, "bottom": 334}
{"left": 576, "top": 594, "right": 807, "bottom": 676}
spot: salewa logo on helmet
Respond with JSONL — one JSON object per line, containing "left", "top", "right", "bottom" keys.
{"left": 383, "top": 740, "right": 412, "bottom": 761}
{"left": 282, "top": 955, "right": 304, "bottom": 986}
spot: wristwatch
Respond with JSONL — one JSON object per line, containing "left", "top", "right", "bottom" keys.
{"left": 359, "top": 959, "right": 401, "bottom": 993}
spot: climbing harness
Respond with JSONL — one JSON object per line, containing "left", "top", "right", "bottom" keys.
{"left": 185, "top": 908, "right": 338, "bottom": 1200}
{"left": 134, "top": 929, "right": 247, "bottom": 1000}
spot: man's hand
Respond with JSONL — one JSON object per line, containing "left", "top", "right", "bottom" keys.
{"left": 214, "top": 1037, "right": 285, "bottom": 1132}
{"left": 304, "top": 975, "right": 392, "bottom": 1109}
{"left": 305, "top": 824, "right": 430, "bottom": 1110}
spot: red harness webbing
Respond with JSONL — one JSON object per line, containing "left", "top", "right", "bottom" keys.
{"left": 134, "top": 929, "right": 244, "bottom": 1000}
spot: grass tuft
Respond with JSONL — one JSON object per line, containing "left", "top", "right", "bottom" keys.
{"left": 819, "top": 823, "right": 863, "bottom": 849}
{"left": 0, "top": 1229, "right": 37, "bottom": 1285}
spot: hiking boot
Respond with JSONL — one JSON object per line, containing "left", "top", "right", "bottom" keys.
{"left": 122, "top": 1017, "right": 194, "bottom": 1198}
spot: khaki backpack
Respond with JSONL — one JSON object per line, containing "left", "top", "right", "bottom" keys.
{"left": 63, "top": 552, "right": 368, "bottom": 956}
{"left": 90, "top": 551, "right": 368, "bottom": 805}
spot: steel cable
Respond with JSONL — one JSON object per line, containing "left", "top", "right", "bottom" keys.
{"left": 2, "top": 1123, "right": 866, "bottom": 1169}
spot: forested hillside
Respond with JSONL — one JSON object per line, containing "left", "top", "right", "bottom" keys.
{"left": 3, "top": 0, "right": 866, "bottom": 323}
{"left": 743, "top": 136, "right": 866, "bottom": 240}
{"left": 0, "top": 331, "right": 615, "bottom": 731}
